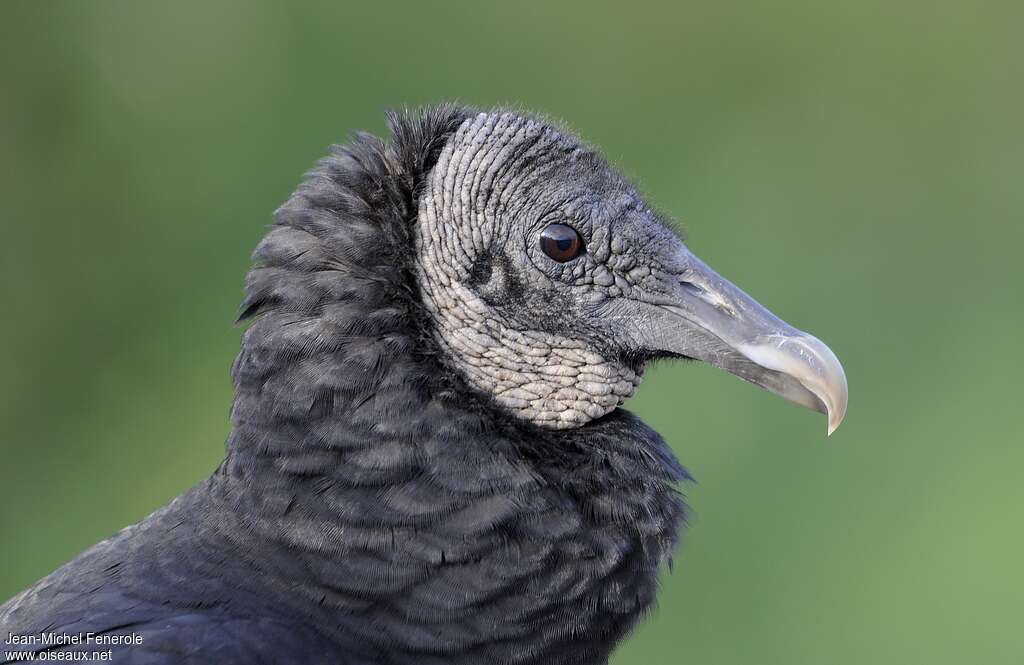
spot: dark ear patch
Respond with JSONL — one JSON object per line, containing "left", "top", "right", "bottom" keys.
{"left": 470, "top": 252, "right": 525, "bottom": 307}
{"left": 467, "top": 254, "right": 493, "bottom": 290}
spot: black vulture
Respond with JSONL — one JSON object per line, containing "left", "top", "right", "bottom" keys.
{"left": 0, "top": 105, "right": 847, "bottom": 664}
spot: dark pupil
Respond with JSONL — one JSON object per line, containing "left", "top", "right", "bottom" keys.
{"left": 540, "top": 224, "right": 582, "bottom": 261}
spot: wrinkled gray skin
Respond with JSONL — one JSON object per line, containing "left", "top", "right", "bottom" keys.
{"left": 417, "top": 113, "right": 661, "bottom": 427}
{"left": 417, "top": 111, "right": 847, "bottom": 432}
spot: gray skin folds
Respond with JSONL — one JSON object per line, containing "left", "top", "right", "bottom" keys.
{"left": 416, "top": 112, "right": 656, "bottom": 429}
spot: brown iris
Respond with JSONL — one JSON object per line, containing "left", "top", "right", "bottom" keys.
{"left": 539, "top": 223, "right": 584, "bottom": 262}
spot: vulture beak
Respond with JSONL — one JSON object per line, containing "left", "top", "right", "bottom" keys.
{"left": 630, "top": 247, "right": 848, "bottom": 435}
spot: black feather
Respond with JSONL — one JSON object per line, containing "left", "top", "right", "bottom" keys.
{"left": 1, "top": 104, "right": 687, "bottom": 665}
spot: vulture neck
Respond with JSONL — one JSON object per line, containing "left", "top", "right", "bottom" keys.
{"left": 214, "top": 109, "right": 687, "bottom": 664}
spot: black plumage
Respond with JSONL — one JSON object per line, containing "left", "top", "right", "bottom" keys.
{"left": 1, "top": 104, "right": 846, "bottom": 664}
{"left": 1, "top": 106, "right": 686, "bottom": 664}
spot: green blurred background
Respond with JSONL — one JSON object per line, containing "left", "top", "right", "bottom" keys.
{"left": 2, "top": 1, "right": 1021, "bottom": 663}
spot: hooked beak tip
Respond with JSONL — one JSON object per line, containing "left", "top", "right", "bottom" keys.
{"left": 736, "top": 333, "right": 848, "bottom": 438}
{"left": 827, "top": 411, "right": 843, "bottom": 437}
{"left": 815, "top": 338, "right": 847, "bottom": 436}
{"left": 825, "top": 384, "right": 847, "bottom": 436}
{"left": 826, "top": 376, "right": 848, "bottom": 436}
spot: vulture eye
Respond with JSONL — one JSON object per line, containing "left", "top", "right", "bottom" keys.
{"left": 539, "top": 224, "right": 584, "bottom": 262}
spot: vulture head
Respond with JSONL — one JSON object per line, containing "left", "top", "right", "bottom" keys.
{"left": 227, "top": 104, "right": 849, "bottom": 661}
{"left": 412, "top": 110, "right": 847, "bottom": 433}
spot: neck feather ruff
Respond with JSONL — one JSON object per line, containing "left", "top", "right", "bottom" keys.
{"left": 222, "top": 105, "right": 687, "bottom": 665}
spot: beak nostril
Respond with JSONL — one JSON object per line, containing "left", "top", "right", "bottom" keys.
{"left": 679, "top": 279, "right": 737, "bottom": 316}
{"left": 679, "top": 281, "right": 706, "bottom": 297}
